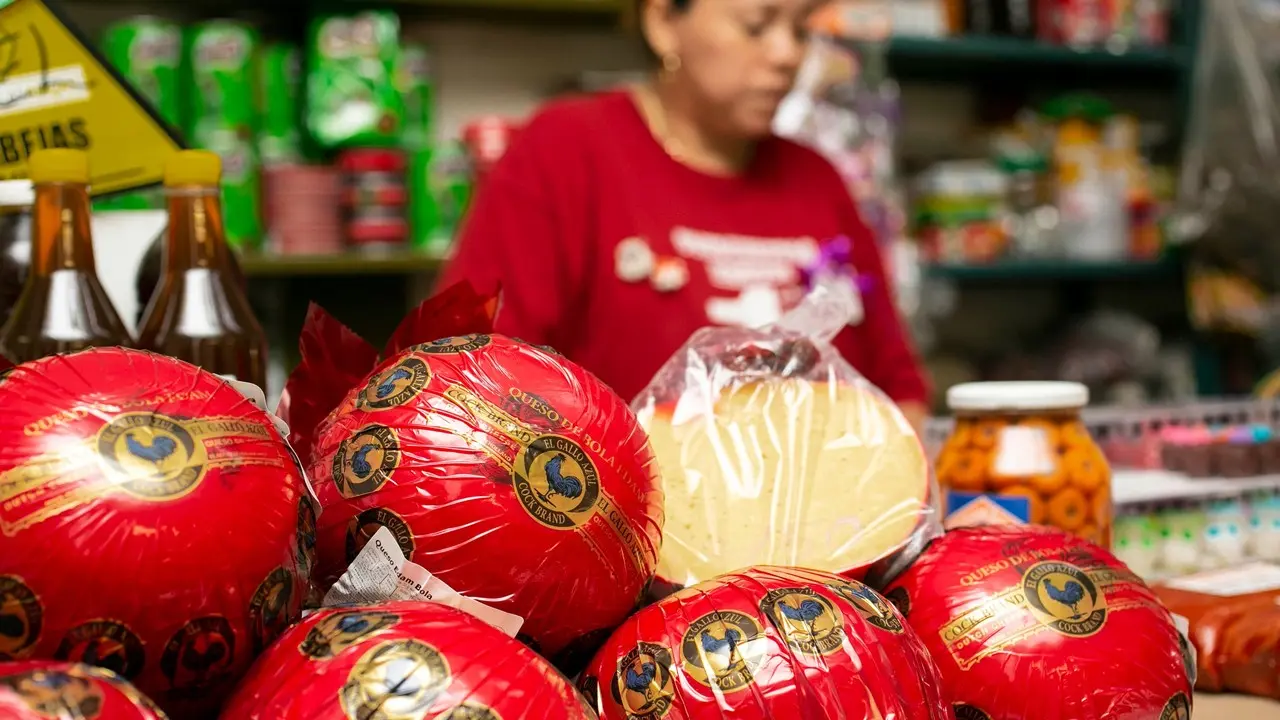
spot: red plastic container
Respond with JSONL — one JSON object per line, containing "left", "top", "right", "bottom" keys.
{"left": 308, "top": 334, "right": 662, "bottom": 671}
{"left": 0, "top": 661, "right": 167, "bottom": 719}
{"left": 580, "top": 566, "right": 951, "bottom": 720}
{"left": 221, "top": 601, "right": 597, "bottom": 719}
{"left": 884, "top": 525, "right": 1194, "bottom": 720}
{"left": 0, "top": 349, "right": 312, "bottom": 719}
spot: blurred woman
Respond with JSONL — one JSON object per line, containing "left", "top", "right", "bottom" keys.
{"left": 439, "top": 0, "right": 929, "bottom": 430}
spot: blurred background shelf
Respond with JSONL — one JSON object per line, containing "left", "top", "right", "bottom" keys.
{"left": 239, "top": 250, "right": 446, "bottom": 277}
{"left": 925, "top": 257, "right": 1182, "bottom": 282}
{"left": 887, "top": 35, "right": 1188, "bottom": 74}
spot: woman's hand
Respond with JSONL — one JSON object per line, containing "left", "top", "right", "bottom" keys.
{"left": 898, "top": 401, "right": 928, "bottom": 440}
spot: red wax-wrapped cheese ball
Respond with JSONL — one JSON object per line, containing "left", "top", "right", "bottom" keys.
{"left": 883, "top": 525, "right": 1194, "bottom": 720}
{"left": 0, "top": 349, "right": 312, "bottom": 719}
{"left": 0, "top": 661, "right": 167, "bottom": 719}
{"left": 580, "top": 566, "right": 951, "bottom": 720}
{"left": 221, "top": 601, "right": 597, "bottom": 719}
{"left": 308, "top": 334, "right": 662, "bottom": 670}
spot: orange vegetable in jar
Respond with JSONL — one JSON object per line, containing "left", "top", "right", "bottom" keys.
{"left": 936, "top": 382, "right": 1112, "bottom": 547}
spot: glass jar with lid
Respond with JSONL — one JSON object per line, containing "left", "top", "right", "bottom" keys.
{"left": 935, "top": 381, "right": 1112, "bottom": 548}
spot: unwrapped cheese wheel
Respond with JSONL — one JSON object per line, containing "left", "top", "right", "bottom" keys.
{"left": 309, "top": 334, "right": 662, "bottom": 669}
{"left": 222, "top": 601, "right": 597, "bottom": 719}
{"left": 642, "top": 379, "right": 931, "bottom": 588}
{"left": 0, "top": 662, "right": 167, "bottom": 719}
{"left": 0, "top": 348, "right": 312, "bottom": 719}
{"left": 884, "top": 525, "right": 1194, "bottom": 720}
{"left": 579, "top": 566, "right": 949, "bottom": 720}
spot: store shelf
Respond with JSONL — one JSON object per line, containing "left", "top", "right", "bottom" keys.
{"left": 886, "top": 35, "right": 1187, "bottom": 82}
{"left": 393, "top": 0, "right": 621, "bottom": 9}
{"left": 238, "top": 250, "right": 445, "bottom": 277}
{"left": 1113, "top": 469, "right": 1280, "bottom": 505}
{"left": 924, "top": 258, "right": 1180, "bottom": 282}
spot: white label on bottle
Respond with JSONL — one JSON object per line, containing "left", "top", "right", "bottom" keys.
{"left": 991, "top": 425, "right": 1057, "bottom": 477}
{"left": 1164, "top": 562, "right": 1280, "bottom": 596}
{"left": 323, "top": 527, "right": 524, "bottom": 637}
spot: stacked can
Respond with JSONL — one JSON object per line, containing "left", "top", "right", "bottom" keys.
{"left": 262, "top": 165, "right": 344, "bottom": 256}
{"left": 339, "top": 148, "right": 408, "bottom": 252}
{"left": 185, "top": 20, "right": 263, "bottom": 250}
{"left": 99, "top": 16, "right": 183, "bottom": 210}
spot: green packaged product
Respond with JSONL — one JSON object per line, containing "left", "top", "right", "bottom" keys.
{"left": 257, "top": 44, "right": 302, "bottom": 165}
{"left": 185, "top": 20, "right": 263, "bottom": 249}
{"left": 101, "top": 16, "right": 183, "bottom": 210}
{"left": 307, "top": 10, "right": 404, "bottom": 149}
{"left": 427, "top": 141, "right": 471, "bottom": 252}
{"left": 397, "top": 44, "right": 437, "bottom": 250}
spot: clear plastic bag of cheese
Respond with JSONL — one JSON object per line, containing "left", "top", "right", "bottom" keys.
{"left": 633, "top": 274, "right": 940, "bottom": 596}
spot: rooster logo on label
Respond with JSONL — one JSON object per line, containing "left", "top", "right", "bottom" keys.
{"left": 760, "top": 587, "right": 845, "bottom": 656}
{"left": 825, "top": 580, "right": 904, "bottom": 633}
{"left": 953, "top": 703, "right": 993, "bottom": 720}
{"left": 54, "top": 620, "right": 145, "bottom": 680}
{"left": 248, "top": 567, "right": 295, "bottom": 654}
{"left": 96, "top": 413, "right": 205, "bottom": 499}
{"left": 1, "top": 666, "right": 104, "bottom": 719}
{"left": 1021, "top": 561, "right": 1107, "bottom": 637}
{"left": 340, "top": 639, "right": 451, "bottom": 720}
{"left": 301, "top": 611, "right": 400, "bottom": 660}
{"left": 680, "top": 611, "right": 765, "bottom": 693}
{"left": 160, "top": 616, "right": 236, "bottom": 691}
{"left": 611, "top": 642, "right": 675, "bottom": 720}
{"left": 333, "top": 425, "right": 401, "bottom": 499}
{"left": 0, "top": 576, "right": 42, "bottom": 660}
{"left": 1159, "top": 692, "right": 1191, "bottom": 720}
{"left": 513, "top": 435, "right": 600, "bottom": 530}
{"left": 440, "top": 704, "right": 500, "bottom": 720}
{"left": 359, "top": 357, "right": 430, "bottom": 411}
{"left": 345, "top": 507, "right": 416, "bottom": 564}
{"left": 414, "top": 334, "right": 491, "bottom": 355}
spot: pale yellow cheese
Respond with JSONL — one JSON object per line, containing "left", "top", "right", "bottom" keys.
{"left": 643, "top": 379, "right": 929, "bottom": 586}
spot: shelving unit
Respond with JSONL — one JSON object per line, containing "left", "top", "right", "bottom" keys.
{"left": 239, "top": 250, "right": 445, "bottom": 277}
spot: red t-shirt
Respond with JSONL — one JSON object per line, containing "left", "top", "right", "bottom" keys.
{"left": 439, "top": 90, "right": 928, "bottom": 404}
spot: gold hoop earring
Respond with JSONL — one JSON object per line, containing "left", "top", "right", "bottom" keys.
{"left": 661, "top": 53, "right": 681, "bottom": 75}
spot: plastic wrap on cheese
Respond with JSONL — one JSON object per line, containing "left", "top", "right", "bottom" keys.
{"left": 1156, "top": 563, "right": 1280, "bottom": 699}
{"left": 633, "top": 282, "right": 938, "bottom": 592}
{"left": 222, "top": 601, "right": 598, "bottom": 719}
{"left": 0, "top": 348, "right": 313, "bottom": 719}
{"left": 579, "top": 565, "right": 950, "bottom": 720}
{"left": 884, "top": 525, "right": 1194, "bottom": 720}
{"left": 308, "top": 332, "right": 663, "bottom": 674}
{"left": 0, "top": 661, "right": 168, "bottom": 719}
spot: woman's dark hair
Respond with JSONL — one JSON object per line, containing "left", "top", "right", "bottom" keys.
{"left": 635, "top": 0, "right": 692, "bottom": 61}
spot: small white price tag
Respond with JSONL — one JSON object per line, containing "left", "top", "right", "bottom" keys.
{"left": 991, "top": 425, "right": 1057, "bottom": 477}
{"left": 324, "top": 527, "right": 524, "bottom": 638}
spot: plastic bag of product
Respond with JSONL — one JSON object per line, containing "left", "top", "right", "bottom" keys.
{"left": 280, "top": 282, "right": 663, "bottom": 674}
{"left": 578, "top": 565, "right": 949, "bottom": 720}
{"left": 305, "top": 10, "right": 405, "bottom": 149}
{"left": 0, "top": 348, "right": 312, "bottom": 719}
{"left": 223, "top": 602, "right": 597, "bottom": 719}
{"left": 633, "top": 276, "right": 937, "bottom": 595}
{"left": 1156, "top": 563, "right": 1280, "bottom": 699}
{"left": 0, "top": 662, "right": 168, "bottom": 719}
{"left": 884, "top": 525, "right": 1195, "bottom": 720}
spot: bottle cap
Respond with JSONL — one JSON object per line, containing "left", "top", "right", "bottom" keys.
{"left": 28, "top": 149, "right": 90, "bottom": 184}
{"left": 164, "top": 150, "right": 222, "bottom": 187}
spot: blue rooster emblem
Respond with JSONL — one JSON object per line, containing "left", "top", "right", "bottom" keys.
{"left": 778, "top": 598, "right": 826, "bottom": 633}
{"left": 337, "top": 615, "right": 371, "bottom": 634}
{"left": 624, "top": 661, "right": 659, "bottom": 702}
{"left": 699, "top": 628, "right": 743, "bottom": 669}
{"left": 375, "top": 367, "right": 413, "bottom": 399}
{"left": 842, "top": 583, "right": 887, "bottom": 615}
{"left": 430, "top": 337, "right": 458, "bottom": 346}
{"left": 350, "top": 444, "right": 378, "bottom": 478}
{"left": 124, "top": 432, "right": 178, "bottom": 468}
{"left": 537, "top": 453, "right": 583, "bottom": 504}
{"left": 1044, "top": 577, "right": 1087, "bottom": 617}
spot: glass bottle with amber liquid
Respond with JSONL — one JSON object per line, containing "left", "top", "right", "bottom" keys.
{"left": 0, "top": 149, "right": 132, "bottom": 362}
{"left": 137, "top": 150, "right": 267, "bottom": 388}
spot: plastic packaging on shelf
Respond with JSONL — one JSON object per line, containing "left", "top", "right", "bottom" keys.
{"left": 632, "top": 280, "right": 938, "bottom": 593}
{"left": 222, "top": 602, "right": 596, "bottom": 719}
{"left": 578, "top": 566, "right": 948, "bottom": 720}
{"left": 0, "top": 662, "right": 167, "bottom": 719}
{"left": 0, "top": 348, "right": 312, "bottom": 719}
{"left": 281, "top": 282, "right": 663, "bottom": 673}
{"left": 935, "top": 381, "right": 1113, "bottom": 547}
{"left": 884, "top": 525, "right": 1195, "bottom": 720}
{"left": 1156, "top": 563, "right": 1280, "bottom": 700}
{"left": 305, "top": 10, "right": 405, "bottom": 150}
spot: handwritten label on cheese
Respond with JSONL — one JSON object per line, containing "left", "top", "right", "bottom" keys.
{"left": 323, "top": 527, "right": 525, "bottom": 638}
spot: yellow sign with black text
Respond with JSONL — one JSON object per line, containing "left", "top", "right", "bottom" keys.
{"left": 0, "top": 0, "right": 183, "bottom": 195}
